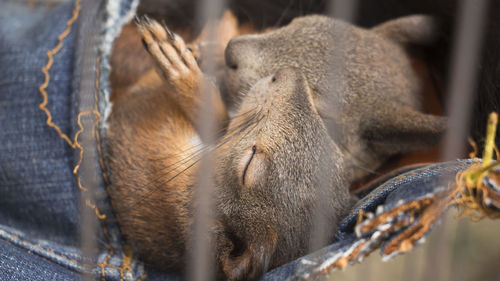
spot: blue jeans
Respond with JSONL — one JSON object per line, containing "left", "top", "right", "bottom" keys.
{"left": 0, "top": 0, "right": 480, "bottom": 280}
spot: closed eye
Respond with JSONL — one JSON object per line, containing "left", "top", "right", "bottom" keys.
{"left": 242, "top": 145, "right": 257, "bottom": 185}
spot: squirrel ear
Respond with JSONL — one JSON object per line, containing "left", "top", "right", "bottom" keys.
{"left": 219, "top": 230, "right": 277, "bottom": 281}
{"left": 362, "top": 106, "right": 446, "bottom": 155}
{"left": 371, "top": 15, "right": 439, "bottom": 46}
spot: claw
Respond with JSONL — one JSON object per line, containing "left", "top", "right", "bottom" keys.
{"left": 134, "top": 15, "right": 141, "bottom": 25}
{"left": 161, "top": 19, "right": 175, "bottom": 41}
{"left": 143, "top": 14, "right": 152, "bottom": 25}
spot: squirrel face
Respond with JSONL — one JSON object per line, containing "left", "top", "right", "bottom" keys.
{"left": 223, "top": 15, "right": 339, "bottom": 110}
{"left": 213, "top": 68, "right": 353, "bottom": 279}
{"left": 223, "top": 15, "right": 446, "bottom": 180}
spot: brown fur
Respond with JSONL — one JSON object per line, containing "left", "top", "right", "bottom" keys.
{"left": 106, "top": 12, "right": 447, "bottom": 281}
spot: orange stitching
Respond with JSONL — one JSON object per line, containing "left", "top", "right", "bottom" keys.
{"left": 101, "top": 262, "right": 148, "bottom": 279}
{"left": 91, "top": 56, "right": 142, "bottom": 281}
{"left": 72, "top": 110, "right": 107, "bottom": 220}
{"left": 4, "top": 227, "right": 136, "bottom": 277}
{"left": 96, "top": 247, "right": 145, "bottom": 281}
{"left": 91, "top": 56, "right": 145, "bottom": 281}
{"left": 101, "top": 247, "right": 115, "bottom": 281}
{"left": 37, "top": 0, "right": 106, "bottom": 220}
{"left": 94, "top": 244, "right": 138, "bottom": 281}
{"left": 91, "top": 56, "right": 114, "bottom": 236}
{"left": 35, "top": 2, "right": 144, "bottom": 276}
{"left": 73, "top": 110, "right": 93, "bottom": 192}
{"left": 37, "top": 0, "right": 107, "bottom": 220}
{"left": 90, "top": 56, "right": 119, "bottom": 281}
{"left": 37, "top": 0, "right": 111, "bottom": 224}
{"left": 2, "top": 231, "right": 85, "bottom": 267}
{"left": 33, "top": 242, "right": 85, "bottom": 265}
{"left": 377, "top": 165, "right": 442, "bottom": 188}
{"left": 120, "top": 245, "right": 134, "bottom": 281}
{"left": 39, "top": 0, "right": 82, "bottom": 148}
{"left": 85, "top": 199, "right": 107, "bottom": 220}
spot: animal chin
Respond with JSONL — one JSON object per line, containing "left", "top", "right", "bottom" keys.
{"left": 218, "top": 226, "right": 278, "bottom": 281}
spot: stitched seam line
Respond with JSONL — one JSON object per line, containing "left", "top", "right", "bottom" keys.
{"left": 93, "top": 57, "right": 142, "bottom": 280}
{"left": 92, "top": 55, "right": 116, "bottom": 271}
{"left": 93, "top": 55, "right": 142, "bottom": 281}
{"left": 1, "top": 228, "right": 132, "bottom": 275}
{"left": 120, "top": 245, "right": 134, "bottom": 281}
{"left": 101, "top": 247, "right": 114, "bottom": 281}
{"left": 73, "top": 110, "right": 107, "bottom": 219}
{"left": 93, "top": 55, "right": 138, "bottom": 280}
{"left": 0, "top": 229, "right": 85, "bottom": 269}
{"left": 37, "top": 0, "right": 106, "bottom": 222}
{"left": 38, "top": 0, "right": 81, "bottom": 149}
{"left": 92, "top": 55, "right": 115, "bottom": 281}
{"left": 36, "top": 1, "right": 140, "bottom": 278}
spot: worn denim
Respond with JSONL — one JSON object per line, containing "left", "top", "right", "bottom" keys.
{"left": 0, "top": 0, "right": 482, "bottom": 280}
{"left": 0, "top": 0, "right": 146, "bottom": 280}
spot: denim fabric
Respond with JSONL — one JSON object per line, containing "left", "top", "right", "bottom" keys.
{"left": 337, "top": 159, "right": 474, "bottom": 238}
{"left": 0, "top": 239, "right": 79, "bottom": 281}
{"left": 262, "top": 159, "right": 476, "bottom": 281}
{"left": 0, "top": 1, "right": 80, "bottom": 246}
{"left": 0, "top": 0, "right": 146, "bottom": 280}
{"left": 0, "top": 0, "right": 483, "bottom": 280}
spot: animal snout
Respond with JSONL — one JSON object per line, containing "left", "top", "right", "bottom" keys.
{"left": 225, "top": 38, "right": 242, "bottom": 70}
{"left": 225, "top": 35, "right": 260, "bottom": 71}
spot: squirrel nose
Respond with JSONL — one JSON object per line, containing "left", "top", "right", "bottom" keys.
{"left": 225, "top": 35, "right": 260, "bottom": 71}
{"left": 224, "top": 38, "right": 241, "bottom": 70}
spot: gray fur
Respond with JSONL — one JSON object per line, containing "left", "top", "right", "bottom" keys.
{"left": 222, "top": 14, "right": 446, "bottom": 180}
{"left": 107, "top": 14, "right": 447, "bottom": 281}
{"left": 214, "top": 68, "right": 354, "bottom": 279}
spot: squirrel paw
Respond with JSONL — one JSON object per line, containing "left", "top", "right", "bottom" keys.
{"left": 137, "top": 16, "right": 202, "bottom": 92}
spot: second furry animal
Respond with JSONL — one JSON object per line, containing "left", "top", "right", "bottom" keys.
{"left": 106, "top": 14, "right": 445, "bottom": 281}
{"left": 222, "top": 15, "right": 446, "bottom": 180}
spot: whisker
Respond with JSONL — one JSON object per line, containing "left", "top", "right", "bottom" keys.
{"left": 228, "top": 113, "right": 265, "bottom": 150}
{"left": 134, "top": 155, "right": 202, "bottom": 207}
{"left": 212, "top": 110, "right": 263, "bottom": 151}
{"left": 136, "top": 107, "right": 263, "bottom": 203}
{"left": 151, "top": 115, "right": 258, "bottom": 185}
{"left": 134, "top": 116, "right": 261, "bottom": 207}
{"left": 150, "top": 107, "right": 259, "bottom": 164}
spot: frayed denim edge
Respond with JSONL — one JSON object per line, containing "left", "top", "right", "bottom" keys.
{"left": 98, "top": 0, "right": 140, "bottom": 132}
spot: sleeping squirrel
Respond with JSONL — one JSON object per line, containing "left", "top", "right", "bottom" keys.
{"left": 106, "top": 12, "right": 445, "bottom": 281}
